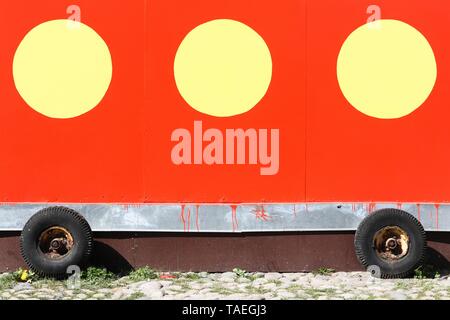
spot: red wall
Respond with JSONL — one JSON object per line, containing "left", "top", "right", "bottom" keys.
{"left": 0, "top": 0, "right": 448, "bottom": 204}
{"left": 306, "top": 1, "right": 450, "bottom": 203}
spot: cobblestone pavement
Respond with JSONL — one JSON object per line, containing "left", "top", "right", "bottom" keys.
{"left": 1, "top": 271, "right": 450, "bottom": 300}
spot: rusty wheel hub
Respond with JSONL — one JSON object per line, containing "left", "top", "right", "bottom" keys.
{"left": 38, "top": 227, "right": 74, "bottom": 259}
{"left": 373, "top": 226, "right": 409, "bottom": 262}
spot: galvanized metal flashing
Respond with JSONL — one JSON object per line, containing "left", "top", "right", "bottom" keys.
{"left": 0, "top": 203, "right": 446, "bottom": 232}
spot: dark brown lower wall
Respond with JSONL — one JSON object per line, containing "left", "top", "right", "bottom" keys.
{"left": 1, "top": 231, "right": 450, "bottom": 273}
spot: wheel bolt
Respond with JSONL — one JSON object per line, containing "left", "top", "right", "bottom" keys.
{"left": 50, "top": 239, "right": 61, "bottom": 250}
{"left": 386, "top": 238, "right": 398, "bottom": 250}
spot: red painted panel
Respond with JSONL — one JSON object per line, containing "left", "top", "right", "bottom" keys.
{"left": 144, "top": 0, "right": 306, "bottom": 203}
{"left": 0, "top": 1, "right": 145, "bottom": 203}
{"left": 0, "top": 0, "right": 449, "bottom": 205}
{"left": 306, "top": 0, "right": 450, "bottom": 203}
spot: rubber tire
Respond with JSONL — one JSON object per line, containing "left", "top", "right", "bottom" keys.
{"left": 354, "top": 208, "right": 426, "bottom": 279}
{"left": 20, "top": 207, "right": 93, "bottom": 279}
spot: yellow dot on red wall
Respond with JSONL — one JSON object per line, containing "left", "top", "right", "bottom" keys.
{"left": 337, "top": 19, "right": 437, "bottom": 119}
{"left": 174, "top": 19, "right": 273, "bottom": 117}
{"left": 13, "top": 20, "right": 112, "bottom": 119}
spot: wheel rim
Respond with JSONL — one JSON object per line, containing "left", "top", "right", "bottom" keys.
{"left": 38, "top": 227, "right": 74, "bottom": 259}
{"left": 373, "top": 226, "right": 410, "bottom": 262}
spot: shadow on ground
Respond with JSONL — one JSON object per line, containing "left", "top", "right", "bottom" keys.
{"left": 88, "top": 241, "right": 134, "bottom": 276}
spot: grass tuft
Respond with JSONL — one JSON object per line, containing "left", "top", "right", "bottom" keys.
{"left": 128, "top": 266, "right": 158, "bottom": 282}
{"left": 312, "top": 267, "right": 336, "bottom": 276}
{"left": 81, "top": 267, "right": 118, "bottom": 287}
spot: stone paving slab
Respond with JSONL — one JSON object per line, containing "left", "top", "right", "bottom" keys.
{"left": 1, "top": 271, "right": 450, "bottom": 300}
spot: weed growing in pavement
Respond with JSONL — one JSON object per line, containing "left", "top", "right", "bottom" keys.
{"left": 128, "top": 266, "right": 158, "bottom": 282}
{"left": 312, "top": 267, "right": 336, "bottom": 276}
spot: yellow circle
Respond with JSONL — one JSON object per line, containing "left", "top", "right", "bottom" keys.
{"left": 174, "top": 19, "right": 272, "bottom": 117}
{"left": 13, "top": 20, "right": 112, "bottom": 119}
{"left": 337, "top": 19, "right": 437, "bottom": 119}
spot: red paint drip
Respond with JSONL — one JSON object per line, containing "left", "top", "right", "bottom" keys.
{"left": 231, "top": 205, "right": 238, "bottom": 232}
{"left": 195, "top": 205, "right": 200, "bottom": 231}
{"left": 367, "top": 203, "right": 376, "bottom": 214}
{"left": 352, "top": 203, "right": 356, "bottom": 212}
{"left": 252, "top": 205, "right": 271, "bottom": 222}
{"left": 397, "top": 203, "right": 403, "bottom": 209}
{"left": 435, "top": 204, "right": 440, "bottom": 230}
{"left": 180, "top": 205, "right": 186, "bottom": 232}
{"left": 187, "top": 207, "right": 191, "bottom": 232}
